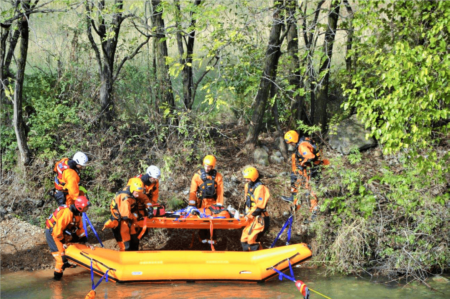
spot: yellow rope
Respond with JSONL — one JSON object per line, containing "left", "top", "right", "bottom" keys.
{"left": 309, "top": 288, "right": 332, "bottom": 299}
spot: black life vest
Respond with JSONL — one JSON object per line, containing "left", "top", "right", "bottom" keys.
{"left": 245, "top": 180, "right": 264, "bottom": 214}
{"left": 294, "top": 137, "right": 320, "bottom": 167}
{"left": 197, "top": 169, "right": 217, "bottom": 199}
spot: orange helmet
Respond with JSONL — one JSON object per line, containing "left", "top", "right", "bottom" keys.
{"left": 284, "top": 130, "right": 299, "bottom": 144}
{"left": 203, "top": 155, "right": 216, "bottom": 168}
{"left": 128, "top": 178, "right": 144, "bottom": 193}
{"left": 74, "top": 196, "right": 89, "bottom": 212}
{"left": 243, "top": 167, "right": 259, "bottom": 182}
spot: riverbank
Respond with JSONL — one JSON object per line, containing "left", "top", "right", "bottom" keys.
{"left": 1, "top": 125, "right": 448, "bottom": 283}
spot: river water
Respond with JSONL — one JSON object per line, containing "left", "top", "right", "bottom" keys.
{"left": 1, "top": 266, "right": 449, "bottom": 298}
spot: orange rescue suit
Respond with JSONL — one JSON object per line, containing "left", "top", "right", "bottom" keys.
{"left": 189, "top": 169, "right": 224, "bottom": 209}
{"left": 53, "top": 158, "right": 83, "bottom": 206}
{"left": 46, "top": 205, "right": 86, "bottom": 273}
{"left": 241, "top": 181, "right": 270, "bottom": 249}
{"left": 291, "top": 138, "right": 321, "bottom": 211}
{"left": 110, "top": 186, "right": 139, "bottom": 251}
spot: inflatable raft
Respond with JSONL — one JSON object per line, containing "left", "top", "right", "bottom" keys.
{"left": 65, "top": 243, "right": 312, "bottom": 283}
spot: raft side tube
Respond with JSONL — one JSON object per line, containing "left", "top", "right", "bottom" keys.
{"left": 65, "top": 243, "right": 312, "bottom": 283}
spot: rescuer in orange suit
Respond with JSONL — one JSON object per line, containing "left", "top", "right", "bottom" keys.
{"left": 281, "top": 130, "right": 328, "bottom": 223}
{"left": 189, "top": 155, "right": 224, "bottom": 246}
{"left": 53, "top": 151, "right": 89, "bottom": 206}
{"left": 241, "top": 166, "right": 270, "bottom": 251}
{"left": 108, "top": 178, "right": 144, "bottom": 251}
{"left": 134, "top": 165, "right": 161, "bottom": 219}
{"left": 45, "top": 195, "right": 94, "bottom": 280}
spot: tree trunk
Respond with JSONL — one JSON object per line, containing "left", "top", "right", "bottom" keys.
{"left": 286, "top": 0, "right": 307, "bottom": 127}
{"left": 175, "top": 0, "right": 201, "bottom": 110}
{"left": 99, "top": 62, "right": 114, "bottom": 119}
{"left": 151, "top": 0, "right": 175, "bottom": 114}
{"left": 13, "top": 6, "right": 32, "bottom": 166}
{"left": 314, "top": 0, "right": 340, "bottom": 132}
{"left": 343, "top": 0, "right": 354, "bottom": 73}
{"left": 245, "top": 1, "right": 284, "bottom": 147}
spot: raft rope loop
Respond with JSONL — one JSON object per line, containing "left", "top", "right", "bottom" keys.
{"left": 90, "top": 258, "right": 109, "bottom": 290}
{"left": 270, "top": 215, "right": 293, "bottom": 248}
{"left": 82, "top": 212, "right": 104, "bottom": 248}
{"left": 271, "top": 259, "right": 331, "bottom": 299}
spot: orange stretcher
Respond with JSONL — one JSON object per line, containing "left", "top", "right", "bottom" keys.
{"left": 65, "top": 243, "right": 312, "bottom": 283}
{"left": 136, "top": 216, "right": 248, "bottom": 230}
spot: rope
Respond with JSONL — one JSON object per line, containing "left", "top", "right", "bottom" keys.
{"left": 270, "top": 215, "right": 293, "bottom": 248}
{"left": 90, "top": 258, "right": 109, "bottom": 290}
{"left": 82, "top": 213, "right": 104, "bottom": 247}
{"left": 271, "top": 259, "right": 331, "bottom": 299}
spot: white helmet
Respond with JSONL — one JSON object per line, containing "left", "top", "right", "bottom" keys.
{"left": 146, "top": 165, "right": 161, "bottom": 179}
{"left": 73, "top": 152, "right": 88, "bottom": 166}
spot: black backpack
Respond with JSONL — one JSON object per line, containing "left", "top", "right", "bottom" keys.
{"left": 198, "top": 169, "right": 217, "bottom": 199}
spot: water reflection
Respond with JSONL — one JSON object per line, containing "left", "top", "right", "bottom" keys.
{"left": 1, "top": 267, "right": 449, "bottom": 299}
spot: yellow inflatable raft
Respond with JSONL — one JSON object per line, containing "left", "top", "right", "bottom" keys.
{"left": 65, "top": 243, "right": 311, "bottom": 283}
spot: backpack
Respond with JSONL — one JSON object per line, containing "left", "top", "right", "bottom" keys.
{"left": 197, "top": 169, "right": 218, "bottom": 199}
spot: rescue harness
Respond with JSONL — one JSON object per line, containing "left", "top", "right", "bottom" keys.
{"left": 110, "top": 189, "right": 136, "bottom": 221}
{"left": 54, "top": 158, "right": 80, "bottom": 191}
{"left": 245, "top": 180, "right": 267, "bottom": 215}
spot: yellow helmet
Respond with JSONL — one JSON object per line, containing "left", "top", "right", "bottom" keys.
{"left": 284, "top": 130, "right": 299, "bottom": 144}
{"left": 203, "top": 155, "right": 216, "bottom": 168}
{"left": 127, "top": 178, "right": 144, "bottom": 193}
{"left": 243, "top": 167, "right": 259, "bottom": 182}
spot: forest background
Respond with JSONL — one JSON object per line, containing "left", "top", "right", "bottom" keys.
{"left": 1, "top": 0, "right": 449, "bottom": 285}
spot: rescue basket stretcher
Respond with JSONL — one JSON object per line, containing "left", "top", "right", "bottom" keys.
{"left": 136, "top": 215, "right": 249, "bottom": 230}
{"left": 65, "top": 243, "right": 312, "bottom": 283}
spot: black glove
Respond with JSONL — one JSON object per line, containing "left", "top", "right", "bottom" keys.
{"left": 147, "top": 207, "right": 154, "bottom": 218}
{"left": 62, "top": 261, "right": 76, "bottom": 270}
{"left": 54, "top": 191, "right": 66, "bottom": 206}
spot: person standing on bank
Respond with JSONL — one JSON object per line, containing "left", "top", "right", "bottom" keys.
{"left": 53, "top": 152, "right": 89, "bottom": 206}
{"left": 45, "top": 195, "right": 94, "bottom": 280}
{"left": 189, "top": 155, "right": 224, "bottom": 246}
{"left": 241, "top": 166, "right": 270, "bottom": 251}
{"left": 281, "top": 130, "right": 328, "bottom": 223}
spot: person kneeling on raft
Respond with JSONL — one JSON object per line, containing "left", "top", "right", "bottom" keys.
{"left": 45, "top": 195, "right": 94, "bottom": 280}
{"left": 241, "top": 167, "right": 270, "bottom": 251}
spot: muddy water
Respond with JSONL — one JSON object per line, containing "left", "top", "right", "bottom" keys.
{"left": 1, "top": 267, "right": 449, "bottom": 299}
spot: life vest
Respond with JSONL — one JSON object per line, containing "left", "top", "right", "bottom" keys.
{"left": 45, "top": 205, "right": 79, "bottom": 233}
{"left": 245, "top": 181, "right": 264, "bottom": 214}
{"left": 54, "top": 158, "right": 70, "bottom": 191}
{"left": 197, "top": 169, "right": 217, "bottom": 199}
{"left": 294, "top": 137, "right": 320, "bottom": 168}
{"left": 110, "top": 188, "right": 136, "bottom": 221}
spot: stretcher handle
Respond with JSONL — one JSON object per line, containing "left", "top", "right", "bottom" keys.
{"left": 81, "top": 251, "right": 117, "bottom": 272}
{"left": 266, "top": 252, "right": 299, "bottom": 270}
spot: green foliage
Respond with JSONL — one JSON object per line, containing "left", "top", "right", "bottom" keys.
{"left": 25, "top": 74, "right": 80, "bottom": 158}
{"left": 344, "top": 0, "right": 450, "bottom": 173}
{"left": 165, "top": 197, "right": 185, "bottom": 211}
{"left": 321, "top": 158, "right": 376, "bottom": 220}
